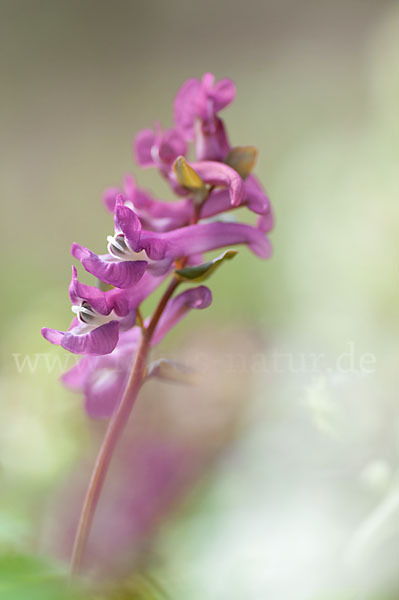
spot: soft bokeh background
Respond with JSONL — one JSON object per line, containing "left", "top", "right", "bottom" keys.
{"left": 0, "top": 0, "right": 398, "bottom": 598}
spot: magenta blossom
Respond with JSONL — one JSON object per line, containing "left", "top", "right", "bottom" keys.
{"left": 62, "top": 286, "right": 212, "bottom": 418}
{"left": 104, "top": 172, "right": 272, "bottom": 235}
{"left": 42, "top": 269, "right": 166, "bottom": 355}
{"left": 72, "top": 196, "right": 270, "bottom": 289}
{"left": 134, "top": 123, "right": 186, "bottom": 175}
{"left": 103, "top": 173, "right": 163, "bottom": 216}
{"left": 71, "top": 196, "right": 171, "bottom": 288}
{"left": 105, "top": 171, "right": 272, "bottom": 236}
{"left": 103, "top": 173, "right": 193, "bottom": 233}
{"left": 133, "top": 124, "right": 241, "bottom": 204}
{"left": 174, "top": 73, "right": 235, "bottom": 161}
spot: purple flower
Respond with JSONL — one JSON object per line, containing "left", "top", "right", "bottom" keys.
{"left": 103, "top": 174, "right": 159, "bottom": 216}
{"left": 41, "top": 268, "right": 166, "bottom": 356}
{"left": 194, "top": 116, "right": 231, "bottom": 162}
{"left": 104, "top": 170, "right": 271, "bottom": 234}
{"left": 151, "top": 285, "right": 212, "bottom": 345}
{"left": 73, "top": 192, "right": 270, "bottom": 289}
{"left": 103, "top": 174, "right": 193, "bottom": 233}
{"left": 62, "top": 327, "right": 140, "bottom": 417}
{"left": 174, "top": 72, "right": 235, "bottom": 138}
{"left": 174, "top": 73, "right": 235, "bottom": 161}
{"left": 134, "top": 123, "right": 187, "bottom": 176}
{"left": 71, "top": 196, "right": 171, "bottom": 288}
{"left": 62, "top": 286, "right": 212, "bottom": 418}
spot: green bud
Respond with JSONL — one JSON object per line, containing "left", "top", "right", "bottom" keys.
{"left": 173, "top": 156, "right": 205, "bottom": 191}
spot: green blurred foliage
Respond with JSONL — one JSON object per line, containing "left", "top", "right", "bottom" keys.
{"left": 0, "top": 553, "right": 169, "bottom": 600}
{"left": 0, "top": 554, "right": 81, "bottom": 600}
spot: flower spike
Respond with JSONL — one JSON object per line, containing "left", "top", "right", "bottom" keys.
{"left": 42, "top": 74, "right": 275, "bottom": 574}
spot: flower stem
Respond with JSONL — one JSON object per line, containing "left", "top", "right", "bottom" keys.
{"left": 69, "top": 275, "right": 180, "bottom": 576}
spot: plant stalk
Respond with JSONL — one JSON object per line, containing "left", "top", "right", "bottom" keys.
{"left": 69, "top": 276, "right": 180, "bottom": 576}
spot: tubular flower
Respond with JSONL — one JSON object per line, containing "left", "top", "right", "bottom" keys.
{"left": 42, "top": 269, "right": 167, "bottom": 355}
{"left": 71, "top": 196, "right": 170, "bottom": 288}
{"left": 104, "top": 172, "right": 271, "bottom": 233}
{"left": 62, "top": 286, "right": 212, "bottom": 418}
{"left": 103, "top": 174, "right": 193, "bottom": 233}
{"left": 174, "top": 72, "right": 235, "bottom": 161}
{"left": 42, "top": 267, "right": 132, "bottom": 355}
{"left": 134, "top": 124, "right": 187, "bottom": 176}
{"left": 73, "top": 193, "right": 270, "bottom": 289}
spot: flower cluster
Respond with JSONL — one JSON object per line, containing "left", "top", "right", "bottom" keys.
{"left": 42, "top": 73, "right": 273, "bottom": 418}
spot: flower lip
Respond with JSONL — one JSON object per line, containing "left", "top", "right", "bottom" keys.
{"left": 71, "top": 243, "right": 148, "bottom": 290}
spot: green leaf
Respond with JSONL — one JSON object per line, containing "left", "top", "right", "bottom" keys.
{"left": 175, "top": 250, "right": 238, "bottom": 282}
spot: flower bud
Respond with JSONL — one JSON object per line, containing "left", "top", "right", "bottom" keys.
{"left": 225, "top": 146, "right": 258, "bottom": 179}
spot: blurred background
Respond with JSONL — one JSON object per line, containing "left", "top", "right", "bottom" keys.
{"left": 0, "top": 0, "right": 398, "bottom": 598}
